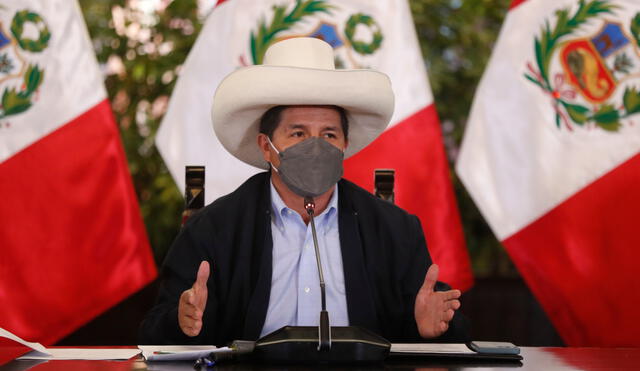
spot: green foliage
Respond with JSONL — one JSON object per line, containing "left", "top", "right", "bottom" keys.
{"left": 562, "top": 102, "right": 590, "bottom": 124}
{"left": 623, "top": 87, "right": 640, "bottom": 115}
{"left": 10, "top": 10, "right": 51, "bottom": 52}
{"left": 0, "top": 64, "right": 43, "bottom": 118}
{"left": 592, "top": 104, "right": 621, "bottom": 131}
{"left": 24, "top": 64, "right": 44, "bottom": 93}
{"left": 2, "top": 88, "right": 31, "bottom": 116}
{"left": 251, "top": 0, "right": 333, "bottom": 64}
{"left": 345, "top": 13, "right": 383, "bottom": 55}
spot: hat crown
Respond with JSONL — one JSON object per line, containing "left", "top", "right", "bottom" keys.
{"left": 263, "top": 37, "right": 335, "bottom": 70}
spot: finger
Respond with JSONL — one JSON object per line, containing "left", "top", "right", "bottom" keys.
{"left": 181, "top": 316, "right": 197, "bottom": 329}
{"left": 191, "top": 320, "right": 202, "bottom": 334}
{"left": 444, "top": 289, "right": 461, "bottom": 300}
{"left": 447, "top": 299, "right": 461, "bottom": 311}
{"left": 444, "top": 309, "right": 455, "bottom": 322}
{"left": 420, "top": 264, "right": 439, "bottom": 293}
{"left": 179, "top": 289, "right": 194, "bottom": 305}
{"left": 183, "top": 289, "right": 196, "bottom": 305}
{"left": 180, "top": 316, "right": 197, "bottom": 330}
{"left": 194, "top": 261, "right": 210, "bottom": 290}
{"left": 182, "top": 304, "right": 202, "bottom": 320}
{"left": 439, "top": 321, "right": 449, "bottom": 333}
{"left": 182, "top": 321, "right": 202, "bottom": 337}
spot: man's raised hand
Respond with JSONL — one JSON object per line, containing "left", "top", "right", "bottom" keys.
{"left": 414, "top": 264, "right": 461, "bottom": 339}
{"left": 178, "top": 261, "right": 210, "bottom": 337}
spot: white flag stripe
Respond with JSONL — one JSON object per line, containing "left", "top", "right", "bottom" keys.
{"left": 156, "top": 0, "right": 432, "bottom": 203}
{"left": 0, "top": 1, "right": 105, "bottom": 163}
{"left": 156, "top": 1, "right": 261, "bottom": 201}
{"left": 457, "top": 0, "right": 640, "bottom": 240}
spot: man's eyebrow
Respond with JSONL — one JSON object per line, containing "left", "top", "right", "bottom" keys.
{"left": 322, "top": 124, "right": 339, "bottom": 130}
{"left": 284, "top": 123, "right": 340, "bottom": 131}
{"left": 284, "top": 124, "right": 306, "bottom": 130}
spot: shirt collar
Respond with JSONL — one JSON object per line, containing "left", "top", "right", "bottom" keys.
{"left": 270, "top": 181, "right": 338, "bottom": 230}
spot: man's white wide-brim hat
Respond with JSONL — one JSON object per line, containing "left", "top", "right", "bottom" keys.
{"left": 211, "top": 37, "right": 395, "bottom": 170}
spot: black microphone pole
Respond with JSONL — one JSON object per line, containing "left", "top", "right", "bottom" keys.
{"left": 304, "top": 197, "right": 331, "bottom": 351}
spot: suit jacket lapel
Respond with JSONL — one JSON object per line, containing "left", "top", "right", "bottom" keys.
{"left": 338, "top": 180, "right": 380, "bottom": 333}
{"left": 242, "top": 174, "right": 274, "bottom": 340}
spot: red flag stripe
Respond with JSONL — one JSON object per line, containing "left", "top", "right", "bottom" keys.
{"left": 344, "top": 105, "right": 473, "bottom": 291}
{"left": 509, "top": 0, "right": 528, "bottom": 10}
{"left": 503, "top": 152, "right": 640, "bottom": 346}
{"left": 0, "top": 100, "right": 156, "bottom": 344}
{"left": 0, "top": 337, "right": 30, "bottom": 366}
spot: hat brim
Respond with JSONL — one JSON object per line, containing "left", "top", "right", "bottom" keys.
{"left": 212, "top": 65, "right": 395, "bottom": 170}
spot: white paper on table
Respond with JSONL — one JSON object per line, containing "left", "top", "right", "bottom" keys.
{"left": 1, "top": 326, "right": 140, "bottom": 360}
{"left": 0, "top": 327, "right": 50, "bottom": 356}
{"left": 390, "top": 343, "right": 476, "bottom": 354}
{"left": 17, "top": 348, "right": 141, "bottom": 360}
{"left": 138, "top": 345, "right": 231, "bottom": 361}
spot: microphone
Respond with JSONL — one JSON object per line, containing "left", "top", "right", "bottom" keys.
{"left": 253, "top": 196, "right": 390, "bottom": 363}
{"left": 303, "top": 197, "right": 331, "bottom": 351}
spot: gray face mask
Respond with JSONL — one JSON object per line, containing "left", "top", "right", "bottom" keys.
{"left": 267, "top": 136, "right": 344, "bottom": 198}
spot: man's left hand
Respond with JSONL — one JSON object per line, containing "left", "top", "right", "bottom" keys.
{"left": 414, "top": 264, "right": 461, "bottom": 338}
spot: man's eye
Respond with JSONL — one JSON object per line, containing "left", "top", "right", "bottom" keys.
{"left": 291, "top": 131, "right": 304, "bottom": 137}
{"left": 324, "top": 133, "right": 337, "bottom": 139}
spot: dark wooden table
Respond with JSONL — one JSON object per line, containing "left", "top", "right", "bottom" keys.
{"left": 2, "top": 347, "right": 640, "bottom": 370}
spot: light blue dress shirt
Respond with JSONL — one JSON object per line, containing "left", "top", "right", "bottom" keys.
{"left": 260, "top": 182, "right": 349, "bottom": 337}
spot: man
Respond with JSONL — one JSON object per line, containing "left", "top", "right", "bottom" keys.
{"left": 140, "top": 37, "right": 468, "bottom": 345}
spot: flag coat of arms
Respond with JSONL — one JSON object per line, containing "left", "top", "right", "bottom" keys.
{"left": 0, "top": 0, "right": 156, "bottom": 345}
{"left": 156, "top": 0, "right": 473, "bottom": 290}
{"left": 457, "top": 0, "right": 640, "bottom": 346}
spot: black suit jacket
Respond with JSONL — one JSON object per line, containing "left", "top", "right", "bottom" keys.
{"left": 140, "top": 172, "right": 469, "bottom": 345}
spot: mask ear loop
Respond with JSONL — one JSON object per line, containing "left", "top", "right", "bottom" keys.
{"left": 265, "top": 136, "right": 281, "bottom": 173}
{"left": 266, "top": 136, "right": 280, "bottom": 155}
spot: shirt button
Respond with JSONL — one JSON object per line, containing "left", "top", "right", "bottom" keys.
{"left": 304, "top": 287, "right": 310, "bottom": 293}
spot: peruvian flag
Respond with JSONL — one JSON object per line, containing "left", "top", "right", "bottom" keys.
{"left": 156, "top": 0, "right": 473, "bottom": 291}
{"left": 0, "top": 0, "right": 156, "bottom": 346}
{"left": 457, "top": 0, "right": 640, "bottom": 346}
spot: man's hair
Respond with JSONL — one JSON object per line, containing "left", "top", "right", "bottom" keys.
{"left": 258, "top": 105, "right": 349, "bottom": 140}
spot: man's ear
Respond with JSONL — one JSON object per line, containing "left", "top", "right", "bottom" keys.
{"left": 257, "top": 134, "right": 271, "bottom": 163}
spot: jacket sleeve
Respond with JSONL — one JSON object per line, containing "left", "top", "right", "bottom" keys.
{"left": 138, "top": 216, "right": 217, "bottom": 345}
{"left": 403, "top": 215, "right": 471, "bottom": 343}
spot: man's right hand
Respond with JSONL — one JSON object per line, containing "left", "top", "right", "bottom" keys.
{"left": 178, "top": 260, "right": 210, "bottom": 337}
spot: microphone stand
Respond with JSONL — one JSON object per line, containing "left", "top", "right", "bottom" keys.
{"left": 304, "top": 197, "right": 331, "bottom": 351}
{"left": 253, "top": 195, "right": 391, "bottom": 363}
